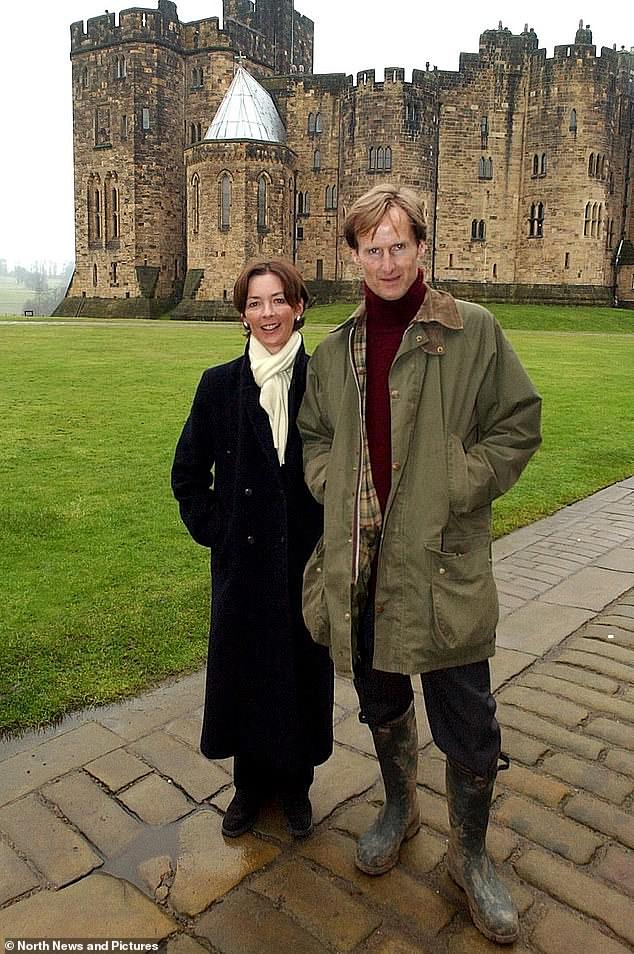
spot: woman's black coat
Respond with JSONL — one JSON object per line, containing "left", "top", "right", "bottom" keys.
{"left": 171, "top": 342, "right": 334, "bottom": 772}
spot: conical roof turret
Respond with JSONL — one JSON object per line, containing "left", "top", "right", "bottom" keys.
{"left": 204, "top": 66, "right": 287, "bottom": 144}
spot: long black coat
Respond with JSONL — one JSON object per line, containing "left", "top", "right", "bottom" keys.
{"left": 171, "top": 342, "right": 334, "bottom": 772}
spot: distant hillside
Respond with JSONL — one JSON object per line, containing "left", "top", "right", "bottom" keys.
{"left": 0, "top": 275, "right": 68, "bottom": 317}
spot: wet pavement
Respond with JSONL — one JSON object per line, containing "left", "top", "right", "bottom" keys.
{"left": 1, "top": 477, "right": 633, "bottom": 953}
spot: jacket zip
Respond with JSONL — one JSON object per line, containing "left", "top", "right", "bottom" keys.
{"left": 349, "top": 324, "right": 364, "bottom": 584}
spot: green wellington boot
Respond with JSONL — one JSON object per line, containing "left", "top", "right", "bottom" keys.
{"left": 446, "top": 758, "right": 519, "bottom": 944}
{"left": 355, "top": 701, "right": 420, "bottom": 875}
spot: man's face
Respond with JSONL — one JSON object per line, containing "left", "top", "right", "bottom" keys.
{"left": 352, "top": 205, "right": 426, "bottom": 301}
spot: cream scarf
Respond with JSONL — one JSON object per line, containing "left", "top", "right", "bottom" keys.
{"left": 249, "top": 330, "right": 302, "bottom": 465}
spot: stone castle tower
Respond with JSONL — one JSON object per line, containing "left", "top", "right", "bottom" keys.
{"left": 58, "top": 6, "right": 634, "bottom": 317}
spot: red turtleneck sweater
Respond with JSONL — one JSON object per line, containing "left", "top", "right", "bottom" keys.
{"left": 365, "top": 270, "right": 426, "bottom": 514}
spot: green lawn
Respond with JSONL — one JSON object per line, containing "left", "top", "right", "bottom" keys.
{"left": 1, "top": 313, "right": 633, "bottom": 735}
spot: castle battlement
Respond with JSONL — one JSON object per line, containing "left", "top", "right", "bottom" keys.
{"left": 71, "top": 6, "right": 181, "bottom": 53}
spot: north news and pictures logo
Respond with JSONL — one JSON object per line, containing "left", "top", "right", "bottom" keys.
{"left": 4, "top": 942, "right": 160, "bottom": 952}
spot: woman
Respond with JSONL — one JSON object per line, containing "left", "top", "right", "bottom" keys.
{"left": 171, "top": 257, "right": 334, "bottom": 839}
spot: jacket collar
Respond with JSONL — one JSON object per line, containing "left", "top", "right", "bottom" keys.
{"left": 336, "top": 285, "right": 463, "bottom": 355}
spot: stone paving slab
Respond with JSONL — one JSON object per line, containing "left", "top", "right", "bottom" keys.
{"left": 1, "top": 479, "right": 634, "bottom": 952}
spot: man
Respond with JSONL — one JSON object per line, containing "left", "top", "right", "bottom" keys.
{"left": 298, "top": 183, "right": 541, "bottom": 945}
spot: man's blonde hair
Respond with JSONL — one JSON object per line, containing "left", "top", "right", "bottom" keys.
{"left": 344, "top": 183, "right": 427, "bottom": 250}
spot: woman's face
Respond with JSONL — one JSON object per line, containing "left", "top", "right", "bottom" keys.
{"left": 243, "top": 272, "right": 303, "bottom": 354}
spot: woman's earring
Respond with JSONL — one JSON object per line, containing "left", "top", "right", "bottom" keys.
{"left": 294, "top": 315, "right": 302, "bottom": 326}
{"left": 242, "top": 320, "right": 250, "bottom": 331}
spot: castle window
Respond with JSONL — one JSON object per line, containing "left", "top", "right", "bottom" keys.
{"left": 142, "top": 108, "right": 150, "bottom": 131}
{"left": 315, "top": 112, "right": 323, "bottom": 134}
{"left": 110, "top": 262, "right": 118, "bottom": 286}
{"left": 115, "top": 56, "right": 126, "bottom": 80}
{"left": 257, "top": 174, "right": 269, "bottom": 233}
{"left": 449, "top": 253, "right": 453, "bottom": 268}
{"left": 529, "top": 203, "right": 544, "bottom": 238}
{"left": 81, "top": 66, "right": 89, "bottom": 88}
{"left": 492, "top": 263, "right": 497, "bottom": 278}
{"left": 377, "top": 147, "right": 385, "bottom": 171}
{"left": 588, "top": 153, "right": 595, "bottom": 177}
{"left": 105, "top": 175, "right": 120, "bottom": 244}
{"left": 606, "top": 218, "right": 614, "bottom": 249}
{"left": 297, "top": 191, "right": 310, "bottom": 216}
{"left": 121, "top": 114, "right": 128, "bottom": 140}
{"left": 532, "top": 154, "right": 539, "bottom": 177}
{"left": 584, "top": 202, "right": 591, "bottom": 237}
{"left": 600, "top": 155, "right": 606, "bottom": 179}
{"left": 565, "top": 252, "right": 570, "bottom": 269}
{"left": 191, "top": 173, "right": 200, "bottom": 235}
{"left": 191, "top": 67, "right": 203, "bottom": 89}
{"left": 471, "top": 219, "right": 485, "bottom": 241}
{"left": 190, "top": 123, "right": 196, "bottom": 144}
{"left": 198, "top": 122, "right": 202, "bottom": 141}
{"left": 480, "top": 116, "right": 488, "bottom": 149}
{"left": 219, "top": 173, "right": 232, "bottom": 230}
{"left": 591, "top": 202, "right": 598, "bottom": 237}
{"left": 296, "top": 226, "right": 304, "bottom": 241}
{"left": 368, "top": 147, "right": 375, "bottom": 171}
{"left": 325, "top": 184, "right": 337, "bottom": 211}
{"left": 540, "top": 153, "right": 547, "bottom": 176}
{"left": 405, "top": 102, "right": 419, "bottom": 126}
{"left": 316, "top": 259, "right": 324, "bottom": 280}
{"left": 308, "top": 113, "right": 315, "bottom": 136}
{"left": 479, "top": 156, "right": 493, "bottom": 179}
{"left": 313, "top": 149, "right": 321, "bottom": 172}
{"left": 93, "top": 264, "right": 98, "bottom": 287}
{"left": 385, "top": 147, "right": 392, "bottom": 171}
{"left": 569, "top": 109, "right": 577, "bottom": 134}
{"left": 87, "top": 178, "right": 103, "bottom": 247}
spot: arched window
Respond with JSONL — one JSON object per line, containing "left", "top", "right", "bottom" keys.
{"left": 297, "top": 191, "right": 304, "bottom": 216}
{"left": 104, "top": 174, "right": 119, "bottom": 243}
{"left": 315, "top": 112, "right": 323, "bottom": 134}
{"left": 584, "top": 202, "right": 591, "bottom": 237}
{"left": 536, "top": 202, "right": 544, "bottom": 237}
{"left": 313, "top": 149, "right": 321, "bottom": 171}
{"left": 368, "top": 147, "right": 375, "bottom": 171}
{"left": 88, "top": 177, "right": 102, "bottom": 246}
{"left": 597, "top": 202, "right": 603, "bottom": 236}
{"left": 191, "top": 67, "right": 203, "bottom": 89}
{"left": 588, "top": 153, "right": 595, "bottom": 177}
{"left": 219, "top": 173, "right": 231, "bottom": 230}
{"left": 191, "top": 173, "right": 200, "bottom": 234}
{"left": 308, "top": 113, "right": 315, "bottom": 135}
{"left": 376, "top": 147, "right": 385, "bottom": 171}
{"left": 600, "top": 155, "right": 606, "bottom": 179}
{"left": 197, "top": 122, "right": 202, "bottom": 142}
{"left": 304, "top": 191, "right": 310, "bottom": 215}
{"left": 325, "top": 184, "right": 337, "bottom": 211}
{"left": 480, "top": 115, "right": 489, "bottom": 149}
{"left": 569, "top": 109, "right": 577, "bottom": 133}
{"left": 190, "top": 123, "right": 196, "bottom": 144}
{"left": 478, "top": 220, "right": 486, "bottom": 240}
{"left": 385, "top": 146, "right": 392, "bottom": 171}
{"left": 92, "top": 263, "right": 98, "bottom": 286}
{"left": 471, "top": 219, "right": 478, "bottom": 240}
{"left": 257, "top": 174, "right": 268, "bottom": 233}
{"left": 533, "top": 154, "right": 539, "bottom": 177}
{"left": 81, "top": 66, "right": 89, "bottom": 88}
{"left": 540, "top": 153, "right": 547, "bottom": 175}
{"left": 492, "top": 263, "right": 498, "bottom": 278}
{"left": 115, "top": 55, "right": 126, "bottom": 79}
{"left": 591, "top": 202, "right": 598, "bottom": 237}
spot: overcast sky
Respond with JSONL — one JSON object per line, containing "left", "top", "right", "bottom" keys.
{"left": 0, "top": 1, "right": 630, "bottom": 270}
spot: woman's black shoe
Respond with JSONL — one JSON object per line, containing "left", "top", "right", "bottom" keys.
{"left": 282, "top": 792, "right": 313, "bottom": 838}
{"left": 222, "top": 790, "right": 261, "bottom": 838}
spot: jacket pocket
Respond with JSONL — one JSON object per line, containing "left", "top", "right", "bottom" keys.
{"left": 302, "top": 536, "right": 331, "bottom": 646}
{"left": 426, "top": 543, "right": 498, "bottom": 652}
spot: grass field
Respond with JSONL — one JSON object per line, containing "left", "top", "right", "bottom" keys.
{"left": 1, "top": 311, "right": 633, "bottom": 735}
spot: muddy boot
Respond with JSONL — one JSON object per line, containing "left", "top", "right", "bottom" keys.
{"left": 355, "top": 702, "right": 420, "bottom": 875}
{"left": 446, "top": 757, "right": 519, "bottom": 945}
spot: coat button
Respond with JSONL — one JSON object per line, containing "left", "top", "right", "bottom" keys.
{"left": 390, "top": 389, "right": 400, "bottom": 399}
{"left": 316, "top": 566, "right": 322, "bottom": 574}
{"left": 416, "top": 335, "right": 423, "bottom": 342}
{"left": 437, "top": 346, "right": 444, "bottom": 354}
{"left": 344, "top": 612, "right": 351, "bottom": 621}
{"left": 392, "top": 461, "right": 401, "bottom": 471}
{"left": 439, "top": 566, "right": 446, "bottom": 574}
{"left": 247, "top": 535, "right": 255, "bottom": 544}
{"left": 244, "top": 487, "right": 253, "bottom": 496}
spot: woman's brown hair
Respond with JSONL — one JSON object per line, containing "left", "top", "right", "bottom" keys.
{"left": 233, "top": 257, "right": 309, "bottom": 328}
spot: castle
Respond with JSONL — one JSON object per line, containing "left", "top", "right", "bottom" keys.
{"left": 56, "top": 0, "right": 634, "bottom": 318}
